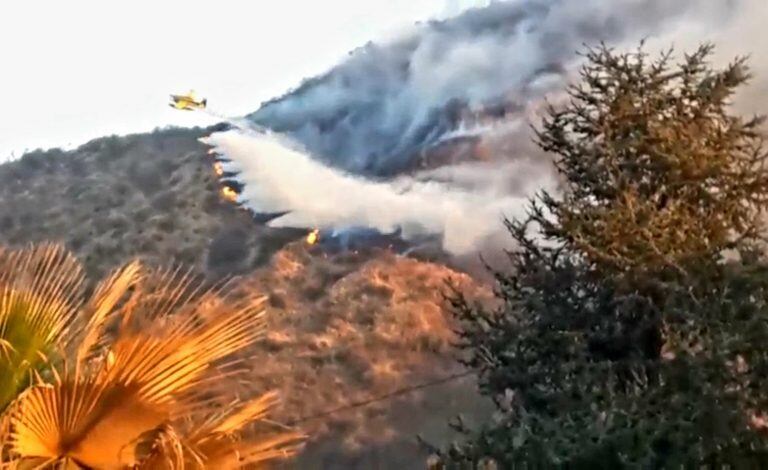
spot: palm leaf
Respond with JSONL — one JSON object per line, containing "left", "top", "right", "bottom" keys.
{"left": 7, "top": 377, "right": 168, "bottom": 468}
{"left": 0, "top": 244, "right": 84, "bottom": 411}
{"left": 0, "top": 245, "right": 303, "bottom": 469}
{"left": 73, "top": 260, "right": 142, "bottom": 366}
{"left": 3, "top": 266, "right": 273, "bottom": 468}
{"left": 139, "top": 392, "right": 305, "bottom": 469}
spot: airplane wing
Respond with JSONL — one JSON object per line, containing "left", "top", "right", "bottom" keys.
{"left": 169, "top": 102, "right": 194, "bottom": 110}
{"left": 169, "top": 91, "right": 205, "bottom": 110}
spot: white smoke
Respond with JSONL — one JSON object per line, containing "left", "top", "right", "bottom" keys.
{"left": 248, "top": 0, "right": 751, "bottom": 176}
{"left": 206, "top": 0, "right": 767, "bottom": 256}
{"left": 631, "top": 0, "right": 767, "bottom": 116}
{"left": 202, "top": 128, "right": 554, "bottom": 254}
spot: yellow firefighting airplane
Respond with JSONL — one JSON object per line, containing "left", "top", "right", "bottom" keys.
{"left": 169, "top": 90, "right": 207, "bottom": 111}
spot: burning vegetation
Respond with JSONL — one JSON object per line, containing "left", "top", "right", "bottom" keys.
{"left": 208, "top": 150, "right": 237, "bottom": 202}
{"left": 220, "top": 184, "right": 238, "bottom": 202}
{"left": 306, "top": 228, "right": 319, "bottom": 245}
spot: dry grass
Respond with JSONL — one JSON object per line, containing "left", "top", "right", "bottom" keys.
{"left": 239, "top": 241, "right": 496, "bottom": 468}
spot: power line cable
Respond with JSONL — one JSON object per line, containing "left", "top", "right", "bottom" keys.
{"left": 286, "top": 369, "right": 477, "bottom": 426}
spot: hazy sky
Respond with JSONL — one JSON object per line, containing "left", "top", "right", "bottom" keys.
{"left": 0, "top": 0, "right": 476, "bottom": 160}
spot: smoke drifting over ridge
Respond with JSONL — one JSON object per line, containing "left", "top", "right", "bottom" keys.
{"left": 203, "top": 127, "right": 551, "bottom": 254}
{"left": 248, "top": 0, "right": 753, "bottom": 176}
{"left": 210, "top": 0, "right": 767, "bottom": 255}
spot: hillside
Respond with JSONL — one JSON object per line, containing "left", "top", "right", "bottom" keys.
{"left": 0, "top": 127, "right": 494, "bottom": 468}
{"left": 0, "top": 126, "right": 311, "bottom": 278}
{"left": 246, "top": 241, "right": 494, "bottom": 468}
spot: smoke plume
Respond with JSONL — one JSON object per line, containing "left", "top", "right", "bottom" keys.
{"left": 202, "top": 128, "right": 553, "bottom": 254}
{"left": 248, "top": 0, "right": 756, "bottom": 175}
{"left": 209, "top": 0, "right": 767, "bottom": 256}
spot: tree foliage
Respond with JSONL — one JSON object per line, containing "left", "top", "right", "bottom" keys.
{"left": 439, "top": 43, "right": 768, "bottom": 468}
{"left": 539, "top": 42, "right": 768, "bottom": 273}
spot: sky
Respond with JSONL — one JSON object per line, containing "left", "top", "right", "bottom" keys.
{"left": 0, "top": 0, "right": 482, "bottom": 161}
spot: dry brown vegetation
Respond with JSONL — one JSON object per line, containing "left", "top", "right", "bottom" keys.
{"left": 0, "top": 128, "right": 495, "bottom": 468}
{"left": 231, "top": 241, "right": 495, "bottom": 468}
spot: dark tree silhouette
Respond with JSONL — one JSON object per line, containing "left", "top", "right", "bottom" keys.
{"left": 438, "top": 43, "right": 768, "bottom": 468}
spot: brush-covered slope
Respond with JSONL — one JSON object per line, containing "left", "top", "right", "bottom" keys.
{"left": 0, "top": 127, "right": 493, "bottom": 468}
{"left": 0, "top": 126, "right": 304, "bottom": 279}
{"left": 246, "top": 241, "right": 494, "bottom": 468}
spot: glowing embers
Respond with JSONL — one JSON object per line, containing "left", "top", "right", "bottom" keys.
{"left": 220, "top": 185, "right": 238, "bottom": 202}
{"left": 306, "top": 229, "right": 320, "bottom": 245}
{"left": 206, "top": 148, "right": 240, "bottom": 204}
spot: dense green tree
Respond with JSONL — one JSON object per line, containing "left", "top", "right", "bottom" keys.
{"left": 438, "top": 43, "right": 768, "bottom": 468}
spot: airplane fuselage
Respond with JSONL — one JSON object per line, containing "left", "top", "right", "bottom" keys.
{"left": 169, "top": 94, "right": 206, "bottom": 111}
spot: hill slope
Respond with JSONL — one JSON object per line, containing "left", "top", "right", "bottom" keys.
{"left": 0, "top": 127, "right": 493, "bottom": 468}
{"left": 0, "top": 126, "right": 308, "bottom": 278}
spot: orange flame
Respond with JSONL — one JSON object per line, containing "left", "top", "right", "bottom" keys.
{"left": 214, "top": 162, "right": 224, "bottom": 177}
{"left": 221, "top": 186, "right": 238, "bottom": 202}
{"left": 306, "top": 229, "right": 319, "bottom": 245}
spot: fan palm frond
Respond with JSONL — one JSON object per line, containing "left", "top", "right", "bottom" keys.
{"left": 0, "top": 244, "right": 86, "bottom": 411}
{"left": 140, "top": 392, "right": 305, "bottom": 469}
{"left": 0, "top": 244, "right": 303, "bottom": 469}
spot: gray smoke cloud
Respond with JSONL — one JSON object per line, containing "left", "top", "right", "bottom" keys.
{"left": 247, "top": 0, "right": 754, "bottom": 177}
{"left": 636, "top": 0, "right": 767, "bottom": 116}
{"left": 210, "top": 0, "right": 766, "bottom": 256}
